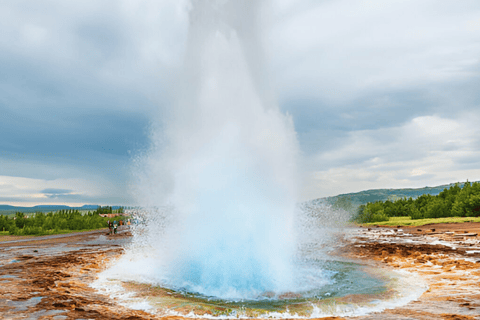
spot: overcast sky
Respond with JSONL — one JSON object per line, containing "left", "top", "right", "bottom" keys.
{"left": 1, "top": 0, "right": 480, "bottom": 206}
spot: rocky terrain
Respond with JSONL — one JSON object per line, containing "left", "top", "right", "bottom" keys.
{"left": 0, "top": 223, "right": 479, "bottom": 319}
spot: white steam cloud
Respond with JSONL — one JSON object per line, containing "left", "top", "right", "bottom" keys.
{"left": 124, "top": 0, "right": 300, "bottom": 299}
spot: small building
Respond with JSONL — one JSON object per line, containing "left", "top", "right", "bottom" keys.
{"left": 99, "top": 213, "right": 121, "bottom": 218}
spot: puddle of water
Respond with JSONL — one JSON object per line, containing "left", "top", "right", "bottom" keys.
{"left": 17, "top": 309, "right": 67, "bottom": 320}
{"left": 0, "top": 275, "right": 18, "bottom": 279}
{"left": 7, "top": 296, "right": 43, "bottom": 311}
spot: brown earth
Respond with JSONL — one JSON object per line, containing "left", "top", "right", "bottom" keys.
{"left": 372, "top": 221, "right": 480, "bottom": 235}
{"left": 346, "top": 223, "right": 480, "bottom": 320}
{"left": 0, "top": 224, "right": 479, "bottom": 319}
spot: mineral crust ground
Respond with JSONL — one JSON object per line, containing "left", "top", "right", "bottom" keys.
{"left": 0, "top": 223, "right": 479, "bottom": 319}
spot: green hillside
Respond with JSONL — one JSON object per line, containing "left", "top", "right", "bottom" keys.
{"left": 352, "top": 181, "right": 480, "bottom": 223}
{"left": 310, "top": 181, "right": 474, "bottom": 210}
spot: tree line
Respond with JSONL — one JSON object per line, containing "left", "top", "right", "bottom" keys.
{"left": 354, "top": 181, "right": 480, "bottom": 223}
{"left": 96, "top": 206, "right": 124, "bottom": 214}
{"left": 0, "top": 206, "right": 125, "bottom": 236}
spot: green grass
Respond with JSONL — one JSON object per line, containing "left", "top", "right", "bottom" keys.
{"left": 38, "top": 228, "right": 108, "bottom": 235}
{"left": 362, "top": 216, "right": 480, "bottom": 227}
{"left": 0, "top": 228, "right": 108, "bottom": 238}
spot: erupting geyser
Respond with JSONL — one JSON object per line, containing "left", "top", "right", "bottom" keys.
{"left": 95, "top": 2, "right": 428, "bottom": 315}
{"left": 123, "top": 0, "right": 300, "bottom": 300}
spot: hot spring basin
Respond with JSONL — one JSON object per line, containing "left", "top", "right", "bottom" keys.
{"left": 101, "top": 259, "right": 426, "bottom": 318}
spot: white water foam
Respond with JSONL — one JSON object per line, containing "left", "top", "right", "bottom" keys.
{"left": 91, "top": 263, "right": 427, "bottom": 318}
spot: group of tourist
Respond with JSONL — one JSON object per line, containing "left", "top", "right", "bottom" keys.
{"left": 107, "top": 219, "right": 131, "bottom": 235}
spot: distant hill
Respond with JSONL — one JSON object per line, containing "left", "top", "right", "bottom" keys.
{"left": 0, "top": 205, "right": 17, "bottom": 210}
{"left": 2, "top": 181, "right": 475, "bottom": 216}
{"left": 310, "top": 181, "right": 476, "bottom": 209}
{"left": 80, "top": 205, "right": 101, "bottom": 210}
{"left": 0, "top": 204, "right": 124, "bottom": 215}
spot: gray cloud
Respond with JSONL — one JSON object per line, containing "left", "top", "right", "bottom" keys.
{"left": 404, "top": 173, "right": 436, "bottom": 182}
{"left": 41, "top": 188, "right": 73, "bottom": 195}
{"left": 1, "top": 0, "right": 480, "bottom": 204}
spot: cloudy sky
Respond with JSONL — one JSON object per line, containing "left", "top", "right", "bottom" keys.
{"left": 1, "top": 0, "right": 480, "bottom": 206}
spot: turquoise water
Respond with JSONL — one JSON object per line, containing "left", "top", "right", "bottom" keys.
{"left": 144, "top": 258, "right": 388, "bottom": 316}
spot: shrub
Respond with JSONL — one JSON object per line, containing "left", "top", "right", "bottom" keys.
{"left": 370, "top": 212, "right": 390, "bottom": 223}
{"left": 4, "top": 207, "right": 125, "bottom": 235}
{"left": 408, "top": 208, "right": 424, "bottom": 220}
{"left": 353, "top": 205, "right": 390, "bottom": 223}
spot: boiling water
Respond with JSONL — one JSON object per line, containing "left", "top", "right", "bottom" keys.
{"left": 94, "top": 211, "right": 427, "bottom": 318}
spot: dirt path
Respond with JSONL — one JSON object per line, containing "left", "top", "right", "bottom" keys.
{"left": 0, "top": 228, "right": 131, "bottom": 247}
{"left": 0, "top": 229, "right": 107, "bottom": 245}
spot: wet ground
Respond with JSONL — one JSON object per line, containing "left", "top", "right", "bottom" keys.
{"left": 343, "top": 223, "right": 480, "bottom": 320}
{"left": 0, "top": 228, "right": 155, "bottom": 320}
{"left": 0, "top": 223, "right": 479, "bottom": 319}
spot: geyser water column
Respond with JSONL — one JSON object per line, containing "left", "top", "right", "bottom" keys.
{"left": 132, "top": 0, "right": 300, "bottom": 300}
{"left": 95, "top": 2, "right": 429, "bottom": 314}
